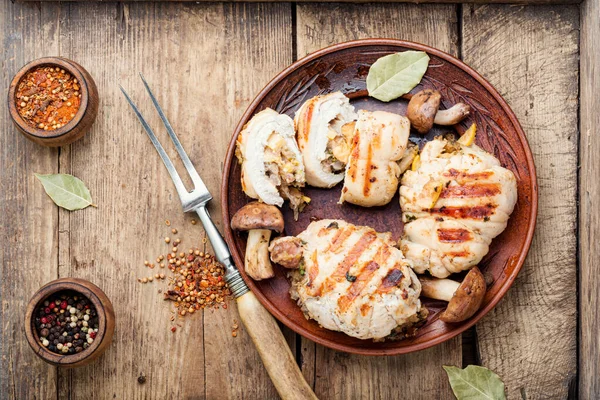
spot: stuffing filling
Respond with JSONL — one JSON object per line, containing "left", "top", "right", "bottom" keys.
{"left": 264, "top": 133, "right": 309, "bottom": 219}
{"left": 323, "top": 119, "right": 355, "bottom": 174}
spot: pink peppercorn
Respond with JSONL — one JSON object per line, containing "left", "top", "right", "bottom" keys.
{"left": 44, "top": 307, "right": 51, "bottom": 314}
{"left": 41, "top": 317, "right": 48, "bottom": 324}
{"left": 60, "top": 301, "right": 68, "bottom": 309}
{"left": 89, "top": 332, "right": 96, "bottom": 339}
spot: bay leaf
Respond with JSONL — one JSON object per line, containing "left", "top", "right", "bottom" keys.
{"left": 366, "top": 51, "right": 430, "bottom": 102}
{"left": 34, "top": 173, "right": 95, "bottom": 211}
{"left": 443, "top": 365, "right": 506, "bottom": 400}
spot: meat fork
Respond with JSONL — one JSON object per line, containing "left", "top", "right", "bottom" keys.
{"left": 120, "top": 75, "right": 316, "bottom": 400}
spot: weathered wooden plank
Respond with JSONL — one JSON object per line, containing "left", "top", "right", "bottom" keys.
{"left": 579, "top": 0, "right": 599, "bottom": 398}
{"left": 27, "top": 0, "right": 583, "bottom": 5}
{"left": 0, "top": 2, "right": 61, "bottom": 398}
{"left": 296, "top": 4, "right": 462, "bottom": 399}
{"left": 202, "top": 3, "right": 296, "bottom": 399}
{"left": 462, "top": 5, "right": 579, "bottom": 398}
{"left": 52, "top": 2, "right": 292, "bottom": 399}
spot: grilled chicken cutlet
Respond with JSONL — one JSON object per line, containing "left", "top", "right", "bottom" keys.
{"left": 270, "top": 219, "right": 426, "bottom": 340}
{"left": 400, "top": 137, "right": 518, "bottom": 278}
{"left": 339, "top": 110, "right": 410, "bottom": 207}
{"left": 295, "top": 92, "right": 357, "bottom": 188}
{"left": 236, "top": 108, "right": 308, "bottom": 219}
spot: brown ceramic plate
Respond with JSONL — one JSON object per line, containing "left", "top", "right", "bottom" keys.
{"left": 221, "top": 39, "right": 537, "bottom": 356}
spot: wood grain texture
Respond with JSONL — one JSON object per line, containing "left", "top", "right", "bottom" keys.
{"left": 26, "top": 0, "right": 583, "bottom": 4}
{"left": 579, "top": 0, "right": 599, "bottom": 397}
{"left": 48, "top": 2, "right": 291, "bottom": 399}
{"left": 237, "top": 292, "right": 317, "bottom": 400}
{"left": 0, "top": 2, "right": 61, "bottom": 398}
{"left": 296, "top": 4, "right": 462, "bottom": 399}
{"left": 462, "top": 5, "right": 579, "bottom": 398}
{"left": 203, "top": 4, "right": 296, "bottom": 399}
{"left": 0, "top": 0, "right": 587, "bottom": 398}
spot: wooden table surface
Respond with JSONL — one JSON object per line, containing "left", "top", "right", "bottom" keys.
{"left": 1, "top": 1, "right": 597, "bottom": 399}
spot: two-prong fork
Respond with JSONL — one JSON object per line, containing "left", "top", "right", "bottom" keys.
{"left": 120, "top": 75, "right": 316, "bottom": 400}
{"left": 119, "top": 75, "right": 248, "bottom": 299}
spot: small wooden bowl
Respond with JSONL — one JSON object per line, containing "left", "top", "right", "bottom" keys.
{"left": 8, "top": 57, "right": 99, "bottom": 147}
{"left": 25, "top": 278, "right": 115, "bottom": 368}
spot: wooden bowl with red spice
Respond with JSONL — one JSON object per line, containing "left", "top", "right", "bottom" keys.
{"left": 24, "top": 278, "right": 115, "bottom": 368}
{"left": 8, "top": 57, "right": 99, "bottom": 147}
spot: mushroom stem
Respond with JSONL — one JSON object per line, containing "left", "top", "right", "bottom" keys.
{"left": 245, "top": 229, "right": 275, "bottom": 280}
{"left": 433, "top": 103, "right": 471, "bottom": 126}
{"left": 419, "top": 277, "right": 460, "bottom": 302}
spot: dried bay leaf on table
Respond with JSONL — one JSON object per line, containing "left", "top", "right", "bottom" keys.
{"left": 443, "top": 365, "right": 506, "bottom": 400}
{"left": 366, "top": 50, "right": 430, "bottom": 102}
{"left": 34, "top": 173, "right": 96, "bottom": 211}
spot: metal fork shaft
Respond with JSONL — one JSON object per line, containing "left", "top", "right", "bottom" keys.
{"left": 195, "top": 206, "right": 248, "bottom": 298}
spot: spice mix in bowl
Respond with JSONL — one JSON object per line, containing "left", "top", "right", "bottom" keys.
{"left": 33, "top": 290, "right": 99, "bottom": 355}
{"left": 15, "top": 66, "right": 82, "bottom": 131}
{"left": 8, "top": 57, "right": 99, "bottom": 147}
{"left": 25, "top": 278, "right": 114, "bottom": 368}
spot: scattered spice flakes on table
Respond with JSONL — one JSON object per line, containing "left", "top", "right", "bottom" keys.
{"left": 15, "top": 65, "right": 81, "bottom": 132}
{"left": 232, "top": 320, "right": 239, "bottom": 338}
{"left": 138, "top": 226, "right": 232, "bottom": 332}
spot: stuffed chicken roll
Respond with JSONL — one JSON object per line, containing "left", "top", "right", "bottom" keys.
{"left": 295, "top": 92, "right": 357, "bottom": 188}
{"left": 236, "top": 108, "right": 308, "bottom": 218}
{"left": 339, "top": 110, "right": 410, "bottom": 207}
{"left": 399, "top": 134, "right": 518, "bottom": 278}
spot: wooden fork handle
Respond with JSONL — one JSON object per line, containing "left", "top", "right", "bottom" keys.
{"left": 236, "top": 291, "right": 318, "bottom": 400}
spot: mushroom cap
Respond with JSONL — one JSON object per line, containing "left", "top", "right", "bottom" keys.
{"left": 230, "top": 201, "right": 284, "bottom": 233}
{"left": 406, "top": 89, "right": 441, "bottom": 134}
{"left": 439, "top": 267, "right": 486, "bottom": 323}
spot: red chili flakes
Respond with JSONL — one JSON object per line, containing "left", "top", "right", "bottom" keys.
{"left": 138, "top": 231, "right": 232, "bottom": 332}
{"left": 15, "top": 65, "right": 81, "bottom": 132}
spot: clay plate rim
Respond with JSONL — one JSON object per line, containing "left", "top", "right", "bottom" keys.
{"left": 221, "top": 38, "right": 538, "bottom": 356}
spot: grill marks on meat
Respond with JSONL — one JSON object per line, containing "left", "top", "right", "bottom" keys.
{"left": 289, "top": 219, "right": 424, "bottom": 340}
{"left": 362, "top": 143, "right": 374, "bottom": 197}
{"left": 440, "top": 183, "right": 500, "bottom": 199}
{"left": 339, "top": 111, "right": 409, "bottom": 208}
{"left": 307, "top": 251, "right": 319, "bottom": 288}
{"left": 430, "top": 204, "right": 495, "bottom": 219}
{"left": 443, "top": 168, "right": 493, "bottom": 181}
{"left": 437, "top": 228, "right": 473, "bottom": 243}
{"left": 329, "top": 230, "right": 378, "bottom": 281}
{"left": 347, "top": 134, "right": 360, "bottom": 181}
{"left": 377, "top": 268, "right": 405, "bottom": 294}
{"left": 338, "top": 261, "right": 380, "bottom": 312}
{"left": 300, "top": 102, "right": 314, "bottom": 143}
{"left": 325, "top": 226, "right": 356, "bottom": 253}
{"left": 400, "top": 138, "right": 518, "bottom": 278}
{"left": 317, "top": 230, "right": 378, "bottom": 297}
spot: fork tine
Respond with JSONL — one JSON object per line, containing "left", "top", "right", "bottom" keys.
{"left": 138, "top": 74, "right": 208, "bottom": 193}
{"left": 119, "top": 85, "right": 189, "bottom": 198}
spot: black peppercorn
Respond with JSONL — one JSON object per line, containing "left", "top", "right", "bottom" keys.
{"left": 34, "top": 290, "right": 99, "bottom": 356}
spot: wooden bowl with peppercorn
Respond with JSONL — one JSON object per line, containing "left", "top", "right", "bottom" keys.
{"left": 8, "top": 57, "right": 99, "bottom": 147}
{"left": 24, "top": 278, "right": 115, "bottom": 368}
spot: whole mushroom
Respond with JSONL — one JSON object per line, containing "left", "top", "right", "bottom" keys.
{"left": 418, "top": 267, "right": 486, "bottom": 323}
{"left": 231, "top": 202, "right": 284, "bottom": 281}
{"left": 406, "top": 89, "right": 471, "bottom": 134}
